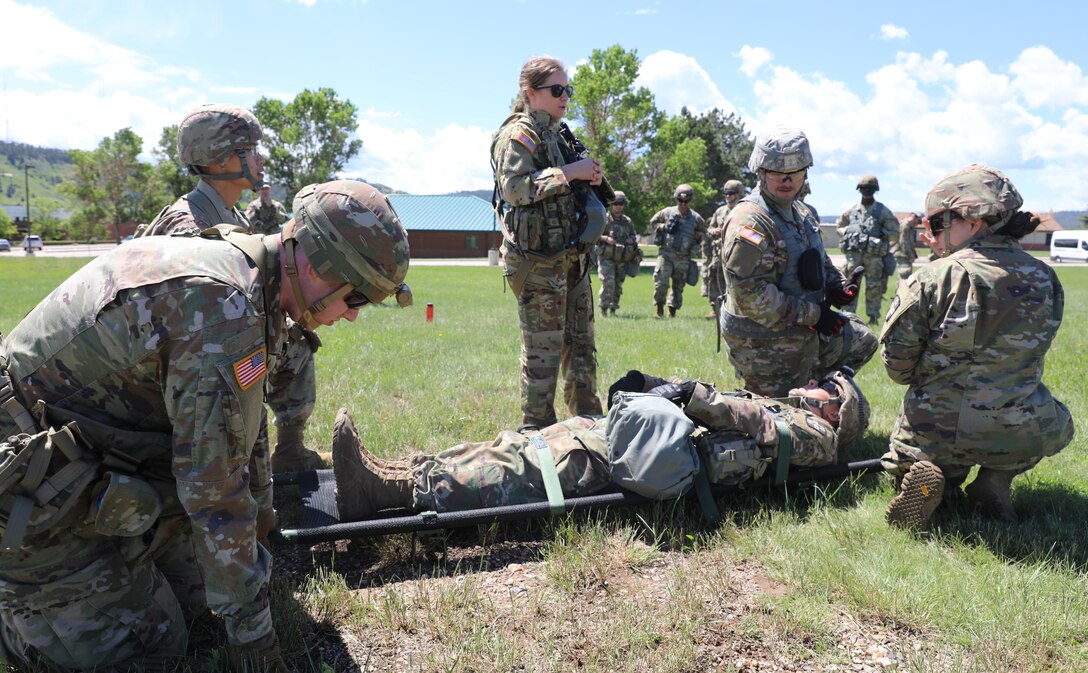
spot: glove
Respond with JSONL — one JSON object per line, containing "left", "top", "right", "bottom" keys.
{"left": 646, "top": 381, "right": 696, "bottom": 407}
{"left": 828, "top": 266, "right": 863, "bottom": 307}
{"left": 229, "top": 631, "right": 289, "bottom": 673}
{"left": 255, "top": 506, "right": 278, "bottom": 548}
{"left": 811, "top": 300, "right": 846, "bottom": 336}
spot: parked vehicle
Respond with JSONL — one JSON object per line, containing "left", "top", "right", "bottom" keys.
{"left": 0, "top": 238, "right": 10, "bottom": 252}
{"left": 1050, "top": 230, "right": 1088, "bottom": 263}
{"left": 23, "top": 235, "right": 43, "bottom": 252}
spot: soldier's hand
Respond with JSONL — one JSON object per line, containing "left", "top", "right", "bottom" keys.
{"left": 255, "top": 506, "right": 278, "bottom": 548}
{"left": 811, "top": 300, "right": 846, "bottom": 336}
{"left": 607, "top": 370, "right": 669, "bottom": 408}
{"left": 228, "top": 631, "right": 289, "bottom": 673}
{"left": 828, "top": 266, "right": 864, "bottom": 307}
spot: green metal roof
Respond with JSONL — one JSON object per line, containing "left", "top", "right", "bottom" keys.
{"left": 387, "top": 194, "right": 499, "bottom": 233}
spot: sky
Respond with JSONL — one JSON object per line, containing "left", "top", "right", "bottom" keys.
{"left": 2, "top": 0, "right": 1088, "bottom": 218}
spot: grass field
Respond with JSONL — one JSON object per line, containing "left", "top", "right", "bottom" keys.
{"left": 1, "top": 255, "right": 1087, "bottom": 672}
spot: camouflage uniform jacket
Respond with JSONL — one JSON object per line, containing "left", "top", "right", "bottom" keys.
{"left": 139, "top": 179, "right": 250, "bottom": 237}
{"left": 702, "top": 203, "right": 735, "bottom": 273}
{"left": 720, "top": 192, "right": 839, "bottom": 334}
{"left": 836, "top": 201, "right": 899, "bottom": 256}
{"left": 492, "top": 109, "right": 580, "bottom": 258}
{"left": 0, "top": 235, "right": 286, "bottom": 642}
{"left": 245, "top": 198, "right": 288, "bottom": 235}
{"left": 650, "top": 206, "right": 706, "bottom": 258}
{"left": 880, "top": 236, "right": 1074, "bottom": 464}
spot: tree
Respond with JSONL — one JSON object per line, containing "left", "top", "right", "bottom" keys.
{"left": 568, "top": 45, "right": 663, "bottom": 224}
{"left": 151, "top": 124, "right": 195, "bottom": 199}
{"left": 633, "top": 116, "right": 714, "bottom": 230}
{"left": 64, "top": 128, "right": 161, "bottom": 243}
{"left": 0, "top": 207, "right": 13, "bottom": 239}
{"left": 676, "top": 107, "right": 755, "bottom": 197}
{"left": 253, "top": 88, "right": 363, "bottom": 199}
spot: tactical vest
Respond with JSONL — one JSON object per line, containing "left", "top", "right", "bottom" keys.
{"left": 840, "top": 203, "right": 891, "bottom": 255}
{"left": 721, "top": 193, "right": 825, "bottom": 338}
{"left": 492, "top": 113, "right": 580, "bottom": 258}
{"left": 664, "top": 209, "right": 698, "bottom": 257}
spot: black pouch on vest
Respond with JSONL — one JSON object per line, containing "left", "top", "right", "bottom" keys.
{"left": 797, "top": 248, "right": 824, "bottom": 291}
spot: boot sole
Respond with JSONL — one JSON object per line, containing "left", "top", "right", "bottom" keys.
{"left": 886, "top": 461, "right": 944, "bottom": 532}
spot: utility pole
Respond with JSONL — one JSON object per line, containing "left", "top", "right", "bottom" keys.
{"left": 23, "top": 162, "right": 32, "bottom": 231}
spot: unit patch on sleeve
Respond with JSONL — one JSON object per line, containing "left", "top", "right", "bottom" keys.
{"left": 233, "top": 348, "right": 267, "bottom": 391}
{"left": 739, "top": 226, "right": 765, "bottom": 246}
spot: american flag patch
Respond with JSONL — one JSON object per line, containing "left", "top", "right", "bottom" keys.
{"left": 514, "top": 132, "right": 537, "bottom": 152}
{"left": 233, "top": 348, "right": 267, "bottom": 391}
{"left": 739, "top": 226, "right": 765, "bottom": 246}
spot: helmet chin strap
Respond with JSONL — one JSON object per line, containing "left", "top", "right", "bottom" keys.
{"left": 283, "top": 237, "right": 352, "bottom": 330}
{"left": 193, "top": 148, "right": 264, "bottom": 190}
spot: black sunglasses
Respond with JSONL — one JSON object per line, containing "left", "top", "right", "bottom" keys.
{"left": 345, "top": 283, "right": 413, "bottom": 309}
{"left": 927, "top": 211, "right": 959, "bottom": 234}
{"left": 533, "top": 83, "right": 574, "bottom": 99}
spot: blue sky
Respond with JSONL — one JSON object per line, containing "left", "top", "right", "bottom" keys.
{"left": 3, "top": 0, "right": 1087, "bottom": 218}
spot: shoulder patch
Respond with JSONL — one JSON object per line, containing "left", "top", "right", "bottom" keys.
{"left": 233, "top": 347, "right": 267, "bottom": 391}
{"left": 739, "top": 226, "right": 765, "bottom": 246}
{"left": 513, "top": 131, "right": 537, "bottom": 153}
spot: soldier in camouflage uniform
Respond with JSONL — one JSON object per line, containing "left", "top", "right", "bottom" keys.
{"left": 702, "top": 180, "right": 744, "bottom": 318}
{"left": 650, "top": 184, "right": 707, "bottom": 318}
{"left": 139, "top": 104, "right": 324, "bottom": 473}
{"left": 492, "top": 56, "right": 604, "bottom": 430}
{"left": 895, "top": 212, "right": 920, "bottom": 282}
{"left": 720, "top": 126, "right": 877, "bottom": 397}
{"left": 835, "top": 175, "right": 900, "bottom": 324}
{"left": 332, "top": 370, "right": 867, "bottom": 519}
{"left": 245, "top": 184, "right": 289, "bottom": 235}
{"left": 0, "top": 180, "right": 410, "bottom": 671}
{"left": 596, "top": 191, "right": 640, "bottom": 316}
{"left": 880, "top": 164, "right": 1074, "bottom": 532}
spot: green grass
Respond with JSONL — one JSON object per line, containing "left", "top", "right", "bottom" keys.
{"left": 2, "top": 256, "right": 1088, "bottom": 671}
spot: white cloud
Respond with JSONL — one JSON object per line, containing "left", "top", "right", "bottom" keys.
{"left": 634, "top": 8, "right": 657, "bottom": 15}
{"left": 343, "top": 120, "right": 494, "bottom": 194}
{"left": 879, "top": 24, "right": 909, "bottom": 41}
{"left": 737, "top": 45, "right": 773, "bottom": 77}
{"left": 636, "top": 50, "right": 736, "bottom": 116}
{"left": 1009, "top": 46, "right": 1088, "bottom": 110}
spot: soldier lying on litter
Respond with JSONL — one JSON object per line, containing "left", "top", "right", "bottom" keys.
{"left": 333, "top": 370, "right": 869, "bottom": 520}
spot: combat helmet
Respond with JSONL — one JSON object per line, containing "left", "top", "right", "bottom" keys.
{"left": 612, "top": 190, "right": 628, "bottom": 206}
{"left": 924, "top": 164, "right": 1023, "bottom": 234}
{"left": 673, "top": 184, "right": 695, "bottom": 202}
{"left": 177, "top": 103, "right": 264, "bottom": 188}
{"left": 748, "top": 126, "right": 813, "bottom": 174}
{"left": 283, "top": 180, "right": 412, "bottom": 328}
{"left": 827, "top": 370, "right": 869, "bottom": 446}
{"left": 722, "top": 179, "right": 744, "bottom": 196}
{"left": 856, "top": 175, "right": 880, "bottom": 191}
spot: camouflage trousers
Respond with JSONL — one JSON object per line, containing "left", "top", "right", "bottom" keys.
{"left": 413, "top": 416, "right": 611, "bottom": 512}
{"left": 895, "top": 259, "right": 914, "bottom": 281}
{"left": 721, "top": 312, "right": 877, "bottom": 397}
{"left": 653, "top": 251, "right": 691, "bottom": 310}
{"left": 840, "top": 253, "right": 892, "bottom": 320}
{"left": 504, "top": 249, "right": 602, "bottom": 428}
{"left": 597, "top": 259, "right": 628, "bottom": 310}
{"left": 267, "top": 326, "right": 318, "bottom": 428}
{"left": 702, "top": 260, "right": 727, "bottom": 309}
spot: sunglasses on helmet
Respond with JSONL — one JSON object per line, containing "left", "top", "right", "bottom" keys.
{"left": 533, "top": 83, "right": 575, "bottom": 99}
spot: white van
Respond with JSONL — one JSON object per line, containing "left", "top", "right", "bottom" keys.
{"left": 1050, "top": 230, "right": 1088, "bottom": 263}
{"left": 22, "top": 235, "right": 43, "bottom": 253}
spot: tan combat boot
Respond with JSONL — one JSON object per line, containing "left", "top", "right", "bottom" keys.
{"left": 271, "top": 423, "right": 326, "bottom": 473}
{"left": 886, "top": 461, "right": 945, "bottom": 532}
{"left": 964, "top": 467, "right": 1018, "bottom": 523}
{"left": 332, "top": 408, "right": 415, "bottom": 521}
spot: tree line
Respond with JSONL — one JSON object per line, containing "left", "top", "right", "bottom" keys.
{"left": 34, "top": 45, "right": 757, "bottom": 243}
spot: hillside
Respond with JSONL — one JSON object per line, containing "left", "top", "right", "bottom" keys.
{"left": 0, "top": 141, "right": 77, "bottom": 215}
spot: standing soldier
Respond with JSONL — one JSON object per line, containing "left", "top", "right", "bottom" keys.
{"left": 139, "top": 104, "right": 324, "bottom": 473}
{"left": 650, "top": 184, "right": 707, "bottom": 318}
{"left": 246, "top": 183, "right": 289, "bottom": 235}
{"left": 835, "top": 175, "right": 900, "bottom": 324}
{"left": 596, "top": 191, "right": 640, "bottom": 316}
{"left": 719, "top": 126, "right": 877, "bottom": 397}
{"left": 0, "top": 180, "right": 411, "bottom": 671}
{"left": 702, "top": 180, "right": 744, "bottom": 318}
{"left": 895, "top": 212, "right": 920, "bottom": 282}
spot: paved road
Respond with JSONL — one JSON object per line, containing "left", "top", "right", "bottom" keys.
{"left": 5, "top": 244, "right": 1085, "bottom": 269}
